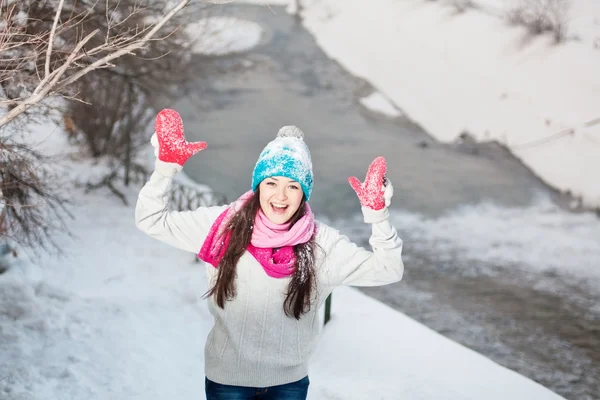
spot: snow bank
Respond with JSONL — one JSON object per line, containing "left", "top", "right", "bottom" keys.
{"left": 187, "top": 17, "right": 263, "bottom": 55}
{"left": 299, "top": 0, "right": 600, "bottom": 208}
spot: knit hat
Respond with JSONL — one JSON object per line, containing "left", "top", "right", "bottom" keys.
{"left": 251, "top": 126, "right": 314, "bottom": 200}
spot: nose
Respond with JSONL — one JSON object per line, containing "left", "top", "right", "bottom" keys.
{"left": 275, "top": 186, "right": 288, "bottom": 200}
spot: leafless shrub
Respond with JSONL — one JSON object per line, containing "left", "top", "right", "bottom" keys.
{"left": 0, "top": 0, "right": 193, "bottom": 255}
{"left": 169, "top": 181, "right": 228, "bottom": 211}
{"left": 68, "top": 72, "right": 155, "bottom": 182}
{"left": 0, "top": 133, "right": 72, "bottom": 254}
{"left": 0, "top": 0, "right": 193, "bottom": 127}
{"left": 0, "top": 0, "right": 241, "bottom": 256}
{"left": 62, "top": 0, "right": 207, "bottom": 192}
{"left": 506, "top": 0, "right": 570, "bottom": 42}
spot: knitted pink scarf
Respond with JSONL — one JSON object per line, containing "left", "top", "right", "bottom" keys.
{"left": 198, "top": 191, "right": 316, "bottom": 278}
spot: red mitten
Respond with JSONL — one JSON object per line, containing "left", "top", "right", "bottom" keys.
{"left": 348, "top": 156, "right": 387, "bottom": 210}
{"left": 154, "top": 109, "right": 207, "bottom": 166}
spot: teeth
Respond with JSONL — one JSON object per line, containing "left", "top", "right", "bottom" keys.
{"left": 272, "top": 203, "right": 287, "bottom": 209}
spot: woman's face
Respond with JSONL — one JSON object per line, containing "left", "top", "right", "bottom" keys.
{"left": 258, "top": 176, "right": 304, "bottom": 225}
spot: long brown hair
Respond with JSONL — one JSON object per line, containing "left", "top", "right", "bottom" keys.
{"left": 204, "top": 187, "right": 318, "bottom": 319}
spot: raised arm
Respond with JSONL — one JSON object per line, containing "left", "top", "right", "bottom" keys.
{"left": 135, "top": 109, "right": 226, "bottom": 253}
{"left": 320, "top": 157, "right": 404, "bottom": 287}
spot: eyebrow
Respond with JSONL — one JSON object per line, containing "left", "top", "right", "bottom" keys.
{"left": 269, "top": 177, "right": 298, "bottom": 184}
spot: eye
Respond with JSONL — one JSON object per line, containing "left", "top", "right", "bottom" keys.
{"left": 289, "top": 184, "right": 300, "bottom": 190}
{"left": 266, "top": 181, "right": 276, "bottom": 186}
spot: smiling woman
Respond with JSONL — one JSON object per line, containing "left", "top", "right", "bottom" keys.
{"left": 259, "top": 177, "right": 304, "bottom": 224}
{"left": 135, "top": 109, "right": 403, "bottom": 399}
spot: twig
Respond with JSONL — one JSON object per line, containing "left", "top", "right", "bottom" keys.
{"left": 106, "top": 180, "right": 128, "bottom": 205}
{"left": 56, "top": 0, "right": 190, "bottom": 91}
{"left": 0, "top": 0, "right": 190, "bottom": 128}
{"left": 584, "top": 117, "right": 600, "bottom": 128}
{"left": 46, "top": 0, "right": 66, "bottom": 78}
{"left": 511, "top": 117, "right": 600, "bottom": 151}
{"left": 511, "top": 127, "right": 573, "bottom": 150}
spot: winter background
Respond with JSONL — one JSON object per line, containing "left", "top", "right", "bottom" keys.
{"left": 1, "top": 0, "right": 599, "bottom": 399}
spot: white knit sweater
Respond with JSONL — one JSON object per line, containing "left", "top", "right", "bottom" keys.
{"left": 135, "top": 163, "right": 404, "bottom": 387}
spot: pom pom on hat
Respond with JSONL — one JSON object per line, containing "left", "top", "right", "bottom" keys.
{"left": 251, "top": 126, "right": 314, "bottom": 200}
{"left": 276, "top": 125, "right": 304, "bottom": 139}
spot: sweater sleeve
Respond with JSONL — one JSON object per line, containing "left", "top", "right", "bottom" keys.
{"left": 317, "top": 218, "right": 404, "bottom": 287}
{"left": 135, "top": 167, "right": 228, "bottom": 254}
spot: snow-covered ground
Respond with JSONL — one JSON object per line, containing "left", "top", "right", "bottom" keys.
{"left": 359, "top": 91, "right": 403, "bottom": 118}
{"left": 331, "top": 197, "right": 600, "bottom": 284}
{"left": 0, "top": 121, "right": 566, "bottom": 400}
{"left": 2, "top": 1, "right": 599, "bottom": 399}
{"left": 186, "top": 16, "right": 263, "bottom": 55}
{"left": 290, "top": 0, "right": 600, "bottom": 209}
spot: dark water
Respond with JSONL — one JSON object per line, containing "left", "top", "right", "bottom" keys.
{"left": 163, "top": 4, "right": 600, "bottom": 400}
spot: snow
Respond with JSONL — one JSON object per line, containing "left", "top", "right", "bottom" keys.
{"left": 186, "top": 17, "right": 263, "bottom": 55}
{"left": 311, "top": 286, "right": 562, "bottom": 400}
{"left": 235, "top": 0, "right": 300, "bottom": 14}
{"left": 0, "top": 121, "right": 567, "bottom": 399}
{"left": 392, "top": 199, "right": 600, "bottom": 280}
{"left": 2, "top": 1, "right": 597, "bottom": 397}
{"left": 237, "top": 0, "right": 291, "bottom": 4}
{"left": 292, "top": 0, "right": 600, "bottom": 208}
{"left": 286, "top": 1, "right": 299, "bottom": 15}
{"left": 359, "top": 91, "right": 403, "bottom": 118}
{"left": 13, "top": 11, "right": 28, "bottom": 26}
{"left": 386, "top": 197, "right": 600, "bottom": 282}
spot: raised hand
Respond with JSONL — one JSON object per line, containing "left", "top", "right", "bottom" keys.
{"left": 154, "top": 109, "right": 207, "bottom": 166}
{"left": 348, "top": 156, "right": 388, "bottom": 210}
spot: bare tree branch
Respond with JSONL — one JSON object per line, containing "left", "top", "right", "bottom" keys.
{"left": 0, "top": 0, "right": 190, "bottom": 127}
{"left": 0, "top": 0, "right": 228, "bottom": 254}
{"left": 57, "top": 0, "right": 190, "bottom": 88}
{"left": 46, "top": 0, "right": 66, "bottom": 78}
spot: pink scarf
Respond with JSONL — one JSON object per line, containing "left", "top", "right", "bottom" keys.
{"left": 198, "top": 191, "right": 316, "bottom": 278}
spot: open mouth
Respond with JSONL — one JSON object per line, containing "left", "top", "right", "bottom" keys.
{"left": 271, "top": 203, "right": 289, "bottom": 214}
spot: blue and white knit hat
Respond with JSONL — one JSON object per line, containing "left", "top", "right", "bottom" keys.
{"left": 251, "top": 126, "right": 314, "bottom": 200}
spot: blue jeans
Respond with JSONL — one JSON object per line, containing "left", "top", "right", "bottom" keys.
{"left": 205, "top": 376, "right": 309, "bottom": 400}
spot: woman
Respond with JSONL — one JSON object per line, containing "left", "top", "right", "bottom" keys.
{"left": 135, "top": 109, "right": 404, "bottom": 399}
